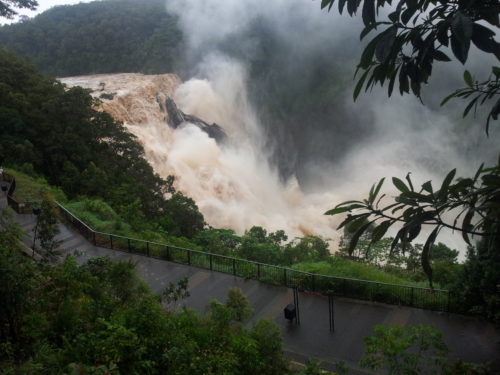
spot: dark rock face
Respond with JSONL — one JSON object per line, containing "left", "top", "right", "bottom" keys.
{"left": 161, "top": 95, "right": 226, "bottom": 143}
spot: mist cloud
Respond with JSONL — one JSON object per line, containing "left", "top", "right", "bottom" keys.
{"left": 164, "top": 0, "right": 499, "bottom": 253}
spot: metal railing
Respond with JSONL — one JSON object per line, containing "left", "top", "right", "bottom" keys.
{"left": 56, "top": 201, "right": 454, "bottom": 313}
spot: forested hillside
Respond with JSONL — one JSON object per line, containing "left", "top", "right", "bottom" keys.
{"left": 0, "top": 0, "right": 184, "bottom": 76}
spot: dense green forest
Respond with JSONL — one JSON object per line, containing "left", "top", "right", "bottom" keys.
{"left": 0, "top": 0, "right": 184, "bottom": 76}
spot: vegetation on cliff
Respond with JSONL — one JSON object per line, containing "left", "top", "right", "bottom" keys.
{"left": 0, "top": 0, "right": 184, "bottom": 76}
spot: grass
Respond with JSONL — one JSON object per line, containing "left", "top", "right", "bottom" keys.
{"left": 62, "top": 199, "right": 202, "bottom": 251}
{"left": 5, "top": 168, "right": 66, "bottom": 203}
{"left": 292, "top": 259, "right": 434, "bottom": 288}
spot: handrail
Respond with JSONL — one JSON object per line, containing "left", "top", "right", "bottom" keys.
{"left": 55, "top": 201, "right": 453, "bottom": 312}
{"left": 57, "top": 201, "right": 95, "bottom": 233}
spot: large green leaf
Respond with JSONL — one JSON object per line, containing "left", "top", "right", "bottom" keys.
{"left": 401, "top": 4, "right": 418, "bottom": 25}
{"left": 337, "top": 213, "right": 370, "bottom": 230}
{"left": 392, "top": 177, "right": 410, "bottom": 193}
{"left": 346, "top": 215, "right": 370, "bottom": 234}
{"left": 432, "top": 50, "right": 451, "bottom": 62}
{"left": 461, "top": 209, "right": 474, "bottom": 246}
{"left": 359, "top": 32, "right": 385, "bottom": 69}
{"left": 463, "top": 70, "right": 473, "bottom": 87}
{"left": 348, "top": 221, "right": 373, "bottom": 255}
{"left": 369, "top": 177, "right": 385, "bottom": 204}
{"left": 347, "top": 0, "right": 362, "bottom": 16}
{"left": 437, "top": 168, "right": 456, "bottom": 202}
{"left": 450, "top": 11, "right": 472, "bottom": 64}
{"left": 354, "top": 68, "right": 371, "bottom": 100}
{"left": 321, "top": 0, "right": 335, "bottom": 10}
{"left": 422, "top": 226, "right": 440, "bottom": 288}
{"left": 338, "top": 0, "right": 348, "bottom": 14}
{"left": 421, "top": 181, "right": 433, "bottom": 193}
{"left": 399, "top": 67, "right": 410, "bottom": 94}
{"left": 324, "top": 204, "right": 365, "bottom": 215}
{"left": 375, "top": 26, "right": 397, "bottom": 63}
{"left": 471, "top": 23, "right": 500, "bottom": 59}
{"left": 462, "top": 95, "right": 480, "bottom": 118}
{"left": 362, "top": 0, "right": 376, "bottom": 26}
{"left": 370, "top": 220, "right": 392, "bottom": 243}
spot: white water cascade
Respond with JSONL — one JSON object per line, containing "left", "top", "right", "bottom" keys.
{"left": 60, "top": 57, "right": 342, "bottom": 245}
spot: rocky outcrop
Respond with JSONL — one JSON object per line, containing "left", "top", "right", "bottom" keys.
{"left": 162, "top": 96, "right": 226, "bottom": 142}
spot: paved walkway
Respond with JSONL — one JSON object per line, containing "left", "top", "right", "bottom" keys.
{"left": 9, "top": 203, "right": 500, "bottom": 373}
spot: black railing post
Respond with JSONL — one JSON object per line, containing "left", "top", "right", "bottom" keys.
{"left": 411, "top": 288, "right": 415, "bottom": 307}
{"left": 447, "top": 291, "right": 451, "bottom": 313}
{"left": 110, "top": 235, "right": 113, "bottom": 249}
{"left": 312, "top": 274, "right": 316, "bottom": 292}
{"left": 210, "top": 254, "right": 213, "bottom": 270}
{"left": 257, "top": 263, "right": 261, "bottom": 280}
{"left": 232, "top": 258, "right": 236, "bottom": 275}
{"left": 343, "top": 278, "right": 347, "bottom": 296}
{"left": 146, "top": 242, "right": 150, "bottom": 257}
{"left": 284, "top": 268, "right": 287, "bottom": 286}
{"left": 93, "top": 232, "right": 96, "bottom": 246}
{"left": 329, "top": 294, "right": 335, "bottom": 332}
{"left": 128, "top": 239, "right": 131, "bottom": 252}
{"left": 165, "top": 246, "right": 170, "bottom": 260}
{"left": 187, "top": 250, "right": 191, "bottom": 265}
{"left": 293, "top": 286, "right": 300, "bottom": 325}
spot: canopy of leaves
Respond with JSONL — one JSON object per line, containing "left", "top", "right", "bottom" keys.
{"left": 326, "top": 159, "right": 500, "bottom": 287}
{"left": 321, "top": 0, "right": 500, "bottom": 130}
{"left": 0, "top": 0, "right": 184, "bottom": 76}
{"left": 0, "top": 0, "right": 37, "bottom": 19}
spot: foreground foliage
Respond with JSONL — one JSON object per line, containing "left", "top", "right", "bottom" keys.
{"left": 360, "top": 325, "right": 491, "bottom": 375}
{"left": 320, "top": 0, "right": 500, "bottom": 131}
{"left": 0, "top": 217, "right": 292, "bottom": 374}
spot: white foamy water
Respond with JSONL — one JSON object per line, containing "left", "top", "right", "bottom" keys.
{"left": 60, "top": 62, "right": 341, "bottom": 245}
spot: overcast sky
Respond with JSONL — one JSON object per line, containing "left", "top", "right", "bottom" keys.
{"left": 1, "top": 0, "right": 95, "bottom": 24}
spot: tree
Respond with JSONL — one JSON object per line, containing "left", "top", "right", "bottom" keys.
{"left": 321, "top": 0, "right": 500, "bottom": 290}
{"left": 34, "top": 195, "right": 61, "bottom": 257}
{"left": 320, "top": 0, "right": 500, "bottom": 132}
{"left": 161, "top": 193, "right": 205, "bottom": 238}
{"left": 0, "top": 0, "right": 37, "bottom": 19}
{"left": 225, "top": 287, "right": 253, "bottom": 322}
{"left": 360, "top": 324, "right": 491, "bottom": 375}
{"left": 431, "top": 242, "right": 459, "bottom": 263}
{"left": 162, "top": 277, "right": 190, "bottom": 312}
{"left": 284, "top": 235, "right": 330, "bottom": 265}
{"left": 360, "top": 325, "right": 449, "bottom": 374}
{"left": 239, "top": 226, "right": 285, "bottom": 264}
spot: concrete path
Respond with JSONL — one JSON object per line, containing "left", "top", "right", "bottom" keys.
{"left": 10, "top": 204, "right": 500, "bottom": 374}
